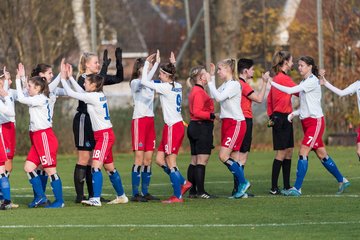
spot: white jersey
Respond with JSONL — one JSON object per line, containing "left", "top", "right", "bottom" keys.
{"left": 141, "top": 61, "right": 183, "bottom": 126}
{"left": 0, "top": 89, "right": 17, "bottom": 124}
{"left": 48, "top": 73, "right": 67, "bottom": 116}
{"left": 208, "top": 76, "right": 245, "bottom": 121}
{"left": 16, "top": 79, "right": 52, "bottom": 131}
{"left": 270, "top": 74, "right": 323, "bottom": 119}
{"left": 325, "top": 80, "right": 360, "bottom": 115}
{"left": 131, "top": 62, "right": 159, "bottom": 119}
{"left": 61, "top": 78, "right": 112, "bottom": 131}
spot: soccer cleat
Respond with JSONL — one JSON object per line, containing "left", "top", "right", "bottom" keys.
{"left": 233, "top": 180, "right": 251, "bottom": 199}
{"left": 143, "top": 193, "right": 160, "bottom": 201}
{"left": 10, "top": 202, "right": 19, "bottom": 208}
{"left": 75, "top": 195, "right": 87, "bottom": 203}
{"left": 337, "top": 180, "right": 350, "bottom": 195}
{"left": 0, "top": 200, "right": 12, "bottom": 210}
{"left": 197, "top": 192, "right": 216, "bottom": 199}
{"left": 45, "top": 200, "right": 65, "bottom": 208}
{"left": 180, "top": 181, "right": 192, "bottom": 195}
{"left": 82, "top": 198, "right": 102, "bottom": 207}
{"left": 28, "top": 197, "right": 50, "bottom": 208}
{"left": 269, "top": 188, "right": 281, "bottom": 195}
{"left": 161, "top": 196, "right": 184, "bottom": 204}
{"left": 100, "top": 197, "right": 110, "bottom": 203}
{"left": 282, "top": 187, "right": 301, "bottom": 197}
{"left": 107, "top": 194, "right": 129, "bottom": 204}
{"left": 130, "top": 194, "right": 148, "bottom": 202}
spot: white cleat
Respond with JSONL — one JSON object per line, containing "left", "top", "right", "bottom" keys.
{"left": 81, "top": 197, "right": 102, "bottom": 207}
{"left": 107, "top": 194, "right": 129, "bottom": 204}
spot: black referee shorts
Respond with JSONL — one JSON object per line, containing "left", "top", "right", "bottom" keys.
{"left": 240, "top": 118, "right": 253, "bottom": 153}
{"left": 187, "top": 120, "right": 214, "bottom": 155}
{"left": 73, "top": 112, "right": 95, "bottom": 151}
{"left": 271, "top": 112, "right": 294, "bottom": 150}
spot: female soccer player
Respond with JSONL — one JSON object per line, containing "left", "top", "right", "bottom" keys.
{"left": 16, "top": 63, "right": 64, "bottom": 208}
{"left": 61, "top": 62, "right": 128, "bottom": 207}
{"left": 129, "top": 55, "right": 160, "bottom": 202}
{"left": 186, "top": 65, "right": 216, "bottom": 199}
{"left": 270, "top": 56, "right": 350, "bottom": 196}
{"left": 267, "top": 51, "right": 297, "bottom": 195}
{"left": 141, "top": 50, "right": 191, "bottom": 203}
{"left": 319, "top": 70, "right": 360, "bottom": 161}
{"left": 73, "top": 48, "right": 123, "bottom": 203}
{"left": 207, "top": 59, "right": 250, "bottom": 199}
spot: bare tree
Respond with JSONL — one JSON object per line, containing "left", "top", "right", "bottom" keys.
{"left": 72, "top": 0, "right": 91, "bottom": 53}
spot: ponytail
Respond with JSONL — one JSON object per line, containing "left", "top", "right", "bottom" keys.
{"left": 271, "top": 51, "right": 292, "bottom": 75}
{"left": 218, "top": 58, "right": 238, "bottom": 80}
{"left": 77, "top": 52, "right": 97, "bottom": 79}
{"left": 31, "top": 63, "right": 52, "bottom": 77}
{"left": 28, "top": 76, "right": 49, "bottom": 98}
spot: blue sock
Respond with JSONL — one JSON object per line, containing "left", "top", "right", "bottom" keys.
{"left": 141, "top": 165, "right": 151, "bottom": 195}
{"left": 108, "top": 169, "right": 124, "bottom": 196}
{"left": 92, "top": 168, "right": 103, "bottom": 198}
{"left": 294, "top": 156, "right": 308, "bottom": 190}
{"left": 161, "top": 165, "right": 171, "bottom": 175}
{"left": 38, "top": 170, "right": 48, "bottom": 193}
{"left": 170, "top": 168, "right": 181, "bottom": 198}
{"left": 224, "top": 158, "right": 246, "bottom": 184}
{"left": 0, "top": 190, "right": 3, "bottom": 201}
{"left": 28, "top": 172, "right": 46, "bottom": 199}
{"left": 131, "top": 165, "right": 141, "bottom": 196}
{"left": 321, "top": 156, "right": 344, "bottom": 182}
{"left": 50, "top": 173, "right": 63, "bottom": 202}
{"left": 0, "top": 173, "right": 11, "bottom": 201}
{"left": 174, "top": 167, "right": 186, "bottom": 185}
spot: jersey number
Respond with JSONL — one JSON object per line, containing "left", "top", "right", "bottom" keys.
{"left": 306, "top": 136, "right": 314, "bottom": 145}
{"left": 176, "top": 94, "right": 182, "bottom": 113}
{"left": 102, "top": 103, "right": 110, "bottom": 120}
{"left": 225, "top": 137, "right": 232, "bottom": 147}
{"left": 40, "top": 156, "right": 48, "bottom": 165}
{"left": 47, "top": 104, "right": 51, "bottom": 122}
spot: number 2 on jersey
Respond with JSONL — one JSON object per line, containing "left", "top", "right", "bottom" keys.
{"left": 176, "top": 94, "right": 182, "bottom": 113}
{"left": 102, "top": 103, "right": 110, "bottom": 120}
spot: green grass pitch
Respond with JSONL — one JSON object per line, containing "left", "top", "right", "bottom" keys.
{"left": 1, "top": 147, "right": 359, "bottom": 239}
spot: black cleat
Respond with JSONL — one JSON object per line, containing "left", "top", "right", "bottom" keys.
{"left": 246, "top": 192, "right": 255, "bottom": 197}
{"left": 269, "top": 188, "right": 281, "bottom": 195}
{"left": 197, "top": 192, "right": 216, "bottom": 199}
{"left": 143, "top": 193, "right": 160, "bottom": 201}
{"left": 130, "top": 194, "right": 148, "bottom": 202}
{"left": 0, "top": 200, "right": 12, "bottom": 210}
{"left": 100, "top": 197, "right": 110, "bottom": 203}
{"left": 75, "top": 195, "right": 87, "bottom": 203}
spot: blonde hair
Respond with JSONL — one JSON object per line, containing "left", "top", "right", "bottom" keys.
{"left": 218, "top": 58, "right": 238, "bottom": 80}
{"left": 77, "top": 52, "right": 97, "bottom": 78}
{"left": 186, "top": 66, "right": 205, "bottom": 88}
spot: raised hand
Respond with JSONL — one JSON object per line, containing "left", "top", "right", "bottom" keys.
{"left": 3, "top": 66, "right": 10, "bottom": 80}
{"left": 156, "top": 49, "right": 161, "bottom": 63}
{"left": 115, "top": 47, "right": 122, "bottom": 67}
{"left": 0, "top": 88, "right": 8, "bottom": 97}
{"left": 319, "top": 69, "right": 326, "bottom": 85}
{"left": 262, "top": 71, "right": 270, "bottom": 82}
{"left": 146, "top": 53, "right": 156, "bottom": 63}
{"left": 60, "top": 58, "right": 67, "bottom": 79}
{"left": 67, "top": 63, "right": 73, "bottom": 78}
{"left": 169, "top": 51, "right": 176, "bottom": 64}
{"left": 102, "top": 49, "right": 111, "bottom": 67}
{"left": 209, "top": 63, "right": 216, "bottom": 76}
{"left": 16, "top": 63, "right": 25, "bottom": 79}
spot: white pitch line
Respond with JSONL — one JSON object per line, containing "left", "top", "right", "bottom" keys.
{"left": 0, "top": 221, "right": 359, "bottom": 229}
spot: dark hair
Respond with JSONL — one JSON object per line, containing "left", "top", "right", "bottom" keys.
{"left": 160, "top": 63, "right": 176, "bottom": 89}
{"left": 187, "top": 65, "right": 205, "bottom": 87}
{"left": 130, "top": 58, "right": 146, "bottom": 82}
{"left": 299, "top": 56, "right": 319, "bottom": 77}
{"left": 86, "top": 74, "right": 104, "bottom": 92}
{"left": 237, "top": 58, "right": 254, "bottom": 74}
{"left": 29, "top": 76, "right": 49, "bottom": 97}
{"left": 31, "top": 63, "right": 52, "bottom": 77}
{"left": 271, "top": 51, "right": 292, "bottom": 75}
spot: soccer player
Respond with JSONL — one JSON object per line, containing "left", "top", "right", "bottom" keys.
{"left": 61, "top": 62, "right": 128, "bottom": 207}
{"left": 73, "top": 48, "right": 123, "bottom": 203}
{"left": 141, "top": 50, "right": 191, "bottom": 203}
{"left": 319, "top": 70, "right": 360, "bottom": 161}
{"left": 267, "top": 51, "right": 297, "bottom": 195}
{"left": 16, "top": 63, "right": 64, "bottom": 208}
{"left": 270, "top": 56, "right": 350, "bottom": 196}
{"left": 206, "top": 59, "right": 250, "bottom": 199}
{"left": 129, "top": 54, "right": 160, "bottom": 202}
{"left": 231, "top": 58, "right": 270, "bottom": 195}
{"left": 186, "top": 65, "right": 216, "bottom": 199}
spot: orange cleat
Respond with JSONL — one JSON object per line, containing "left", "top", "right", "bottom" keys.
{"left": 161, "top": 196, "right": 184, "bottom": 204}
{"left": 181, "top": 181, "right": 192, "bottom": 195}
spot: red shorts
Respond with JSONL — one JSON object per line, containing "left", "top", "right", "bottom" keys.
{"left": 301, "top": 117, "right": 325, "bottom": 149}
{"left": 357, "top": 126, "right": 360, "bottom": 143}
{"left": 27, "top": 128, "right": 58, "bottom": 168}
{"left": 158, "top": 121, "right": 184, "bottom": 155}
{"left": 221, "top": 118, "right": 246, "bottom": 151}
{"left": 0, "top": 132, "right": 7, "bottom": 165}
{"left": 2, "top": 122, "right": 16, "bottom": 160}
{"left": 131, "top": 117, "right": 156, "bottom": 151}
{"left": 93, "top": 128, "right": 115, "bottom": 164}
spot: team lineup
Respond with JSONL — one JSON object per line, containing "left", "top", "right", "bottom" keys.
{"left": 0, "top": 48, "right": 356, "bottom": 209}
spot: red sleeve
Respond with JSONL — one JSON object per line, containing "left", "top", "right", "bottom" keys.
{"left": 267, "top": 87, "right": 273, "bottom": 116}
{"left": 242, "top": 82, "right": 254, "bottom": 97}
{"left": 192, "top": 92, "right": 211, "bottom": 120}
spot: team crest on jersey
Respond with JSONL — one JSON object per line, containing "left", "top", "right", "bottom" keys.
{"left": 6, "top": 148, "right": 10, "bottom": 153}
{"left": 85, "top": 141, "right": 91, "bottom": 147}
{"left": 139, "top": 142, "right": 143, "bottom": 147}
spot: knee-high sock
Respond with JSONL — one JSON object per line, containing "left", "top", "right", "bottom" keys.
{"left": 271, "top": 159, "right": 283, "bottom": 189}
{"left": 28, "top": 171, "right": 46, "bottom": 199}
{"left": 50, "top": 173, "right": 63, "bottom": 202}
{"left": 224, "top": 158, "right": 246, "bottom": 184}
{"left": 174, "top": 167, "right": 186, "bottom": 185}
{"left": 294, "top": 156, "right": 308, "bottom": 190}
{"left": 74, "top": 164, "right": 87, "bottom": 198}
{"left": 131, "top": 165, "right": 141, "bottom": 196}
{"left": 92, "top": 168, "right": 103, "bottom": 198}
{"left": 37, "top": 170, "right": 48, "bottom": 193}
{"left": 169, "top": 167, "right": 181, "bottom": 198}
{"left": 86, "top": 165, "right": 94, "bottom": 198}
{"left": 108, "top": 169, "right": 125, "bottom": 196}
{"left": 0, "top": 173, "right": 10, "bottom": 201}
{"left": 161, "top": 165, "right": 171, "bottom": 175}
{"left": 187, "top": 164, "right": 197, "bottom": 194}
{"left": 282, "top": 159, "right": 292, "bottom": 189}
{"left": 195, "top": 164, "right": 206, "bottom": 194}
{"left": 321, "top": 156, "right": 344, "bottom": 182}
{"left": 141, "top": 165, "right": 151, "bottom": 195}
